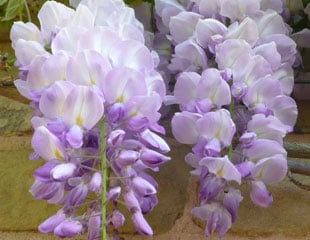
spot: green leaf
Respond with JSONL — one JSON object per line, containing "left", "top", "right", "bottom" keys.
{"left": 1, "top": 0, "right": 21, "bottom": 21}
{"left": 0, "top": 0, "right": 8, "bottom": 7}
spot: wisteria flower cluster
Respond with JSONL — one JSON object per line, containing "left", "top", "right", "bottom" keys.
{"left": 155, "top": 0, "right": 298, "bottom": 237}
{"left": 10, "top": 0, "right": 170, "bottom": 239}
{"left": 10, "top": 0, "right": 302, "bottom": 239}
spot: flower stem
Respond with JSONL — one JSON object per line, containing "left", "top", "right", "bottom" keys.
{"left": 100, "top": 120, "right": 107, "bottom": 240}
{"left": 23, "top": 0, "right": 31, "bottom": 22}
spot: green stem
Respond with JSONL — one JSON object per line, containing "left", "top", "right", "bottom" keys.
{"left": 23, "top": 0, "right": 31, "bottom": 22}
{"left": 100, "top": 119, "right": 107, "bottom": 240}
{"left": 228, "top": 98, "right": 234, "bottom": 159}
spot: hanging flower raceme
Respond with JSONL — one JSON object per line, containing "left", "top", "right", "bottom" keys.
{"left": 11, "top": 0, "right": 170, "bottom": 239}
{"left": 155, "top": 0, "right": 298, "bottom": 238}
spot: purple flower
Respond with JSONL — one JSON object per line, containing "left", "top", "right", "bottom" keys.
{"left": 38, "top": 210, "right": 66, "bottom": 233}
{"left": 199, "top": 156, "right": 241, "bottom": 184}
{"left": 54, "top": 220, "right": 83, "bottom": 238}
{"left": 250, "top": 181, "right": 273, "bottom": 208}
{"left": 192, "top": 202, "right": 232, "bottom": 238}
{"left": 131, "top": 211, "right": 153, "bottom": 236}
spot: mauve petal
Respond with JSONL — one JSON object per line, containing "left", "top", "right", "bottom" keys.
{"left": 132, "top": 211, "right": 153, "bottom": 236}
{"left": 171, "top": 111, "right": 200, "bottom": 144}
{"left": 169, "top": 11, "right": 202, "bottom": 44}
{"left": 38, "top": 210, "right": 66, "bottom": 233}
{"left": 266, "top": 95, "right": 298, "bottom": 132}
{"left": 247, "top": 114, "right": 287, "bottom": 144}
{"left": 32, "top": 126, "right": 65, "bottom": 160}
{"left": 197, "top": 0, "right": 220, "bottom": 17}
{"left": 66, "top": 125, "right": 83, "bottom": 149}
{"left": 132, "top": 176, "right": 157, "bottom": 197}
{"left": 108, "top": 210, "right": 125, "bottom": 228}
{"left": 155, "top": 0, "right": 184, "bottom": 27}
{"left": 292, "top": 28, "right": 310, "bottom": 48}
{"left": 254, "top": 42, "right": 281, "bottom": 70}
{"left": 10, "top": 21, "right": 42, "bottom": 48}
{"left": 39, "top": 81, "right": 74, "bottom": 118}
{"left": 258, "top": 34, "right": 297, "bottom": 65}
{"left": 215, "top": 39, "right": 252, "bottom": 70}
{"left": 192, "top": 203, "right": 232, "bottom": 238}
{"left": 220, "top": 0, "right": 260, "bottom": 21}
{"left": 14, "top": 79, "right": 30, "bottom": 99}
{"left": 127, "top": 116, "right": 149, "bottom": 133}
{"left": 15, "top": 39, "right": 47, "bottom": 67}
{"left": 198, "top": 68, "right": 231, "bottom": 108}
{"left": 51, "top": 163, "right": 76, "bottom": 181}
{"left": 54, "top": 220, "right": 83, "bottom": 238}
{"left": 88, "top": 172, "right": 102, "bottom": 192}
{"left": 107, "top": 129, "right": 125, "bottom": 147}
{"left": 34, "top": 160, "right": 59, "bottom": 182}
{"left": 223, "top": 187, "right": 243, "bottom": 222}
{"left": 251, "top": 154, "right": 287, "bottom": 184}
{"left": 245, "top": 139, "right": 287, "bottom": 163}
{"left": 272, "top": 63, "right": 294, "bottom": 95}
{"left": 243, "top": 75, "right": 282, "bottom": 108}
{"left": 195, "top": 18, "right": 227, "bottom": 48}
{"left": 199, "top": 176, "right": 224, "bottom": 203}
{"left": 102, "top": 67, "right": 146, "bottom": 104}
{"left": 67, "top": 50, "right": 111, "bottom": 87}
{"left": 107, "top": 186, "right": 121, "bottom": 201}
{"left": 174, "top": 72, "right": 200, "bottom": 105}
{"left": 200, "top": 156, "right": 241, "bottom": 184}
{"left": 124, "top": 189, "right": 141, "bottom": 212}
{"left": 125, "top": 95, "right": 162, "bottom": 124}
{"left": 110, "top": 40, "right": 154, "bottom": 71}
{"left": 139, "top": 129, "right": 170, "bottom": 153}
{"left": 88, "top": 215, "right": 101, "bottom": 239}
{"left": 226, "top": 17, "right": 258, "bottom": 46}
{"left": 196, "top": 109, "right": 235, "bottom": 147}
{"left": 250, "top": 181, "right": 273, "bottom": 208}
{"left": 233, "top": 54, "right": 272, "bottom": 87}
{"left": 235, "top": 161, "right": 255, "bottom": 178}
{"left": 140, "top": 149, "right": 171, "bottom": 168}
{"left": 66, "top": 184, "right": 88, "bottom": 206}
{"left": 117, "top": 150, "right": 139, "bottom": 167}
{"left": 253, "top": 10, "right": 289, "bottom": 38}
{"left": 51, "top": 26, "right": 87, "bottom": 54}
{"left": 77, "top": 26, "right": 121, "bottom": 57}
{"left": 38, "top": 1, "right": 74, "bottom": 42}
{"left": 63, "top": 86, "right": 104, "bottom": 130}
{"left": 71, "top": 4, "right": 95, "bottom": 28}
{"left": 169, "top": 39, "right": 208, "bottom": 73}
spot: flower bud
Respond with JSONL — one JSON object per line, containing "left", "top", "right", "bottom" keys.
{"left": 132, "top": 211, "right": 153, "bottom": 236}
{"left": 107, "top": 129, "right": 126, "bottom": 147}
{"left": 51, "top": 163, "right": 76, "bottom": 181}
{"left": 108, "top": 210, "right": 125, "bottom": 228}
{"left": 250, "top": 181, "right": 273, "bottom": 208}
{"left": 140, "top": 129, "right": 170, "bottom": 153}
{"left": 54, "top": 220, "right": 83, "bottom": 238}
{"left": 88, "top": 172, "right": 102, "bottom": 192}
{"left": 140, "top": 149, "right": 171, "bottom": 168}
{"left": 116, "top": 150, "right": 139, "bottom": 167}
{"left": 127, "top": 116, "right": 149, "bottom": 132}
{"left": 107, "top": 186, "right": 121, "bottom": 201}
{"left": 132, "top": 176, "right": 157, "bottom": 197}
{"left": 38, "top": 210, "right": 66, "bottom": 233}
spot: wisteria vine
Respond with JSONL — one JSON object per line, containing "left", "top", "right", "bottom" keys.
{"left": 155, "top": 0, "right": 299, "bottom": 237}
{"left": 11, "top": 0, "right": 170, "bottom": 239}
{"left": 9, "top": 0, "right": 305, "bottom": 239}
